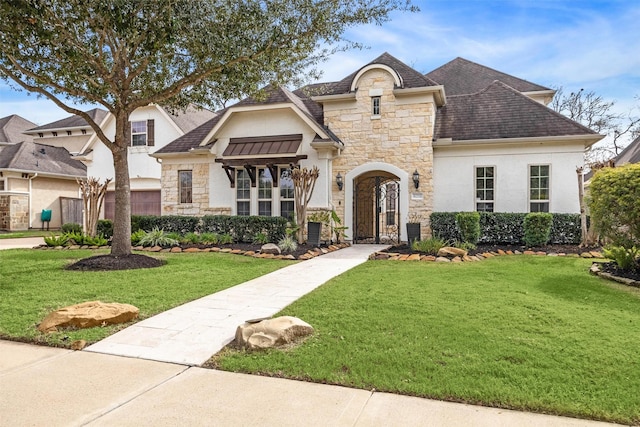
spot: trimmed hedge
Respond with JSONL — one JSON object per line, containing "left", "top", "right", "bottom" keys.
{"left": 523, "top": 213, "right": 553, "bottom": 247}
{"left": 455, "top": 211, "right": 480, "bottom": 244}
{"left": 430, "top": 212, "right": 582, "bottom": 245}
{"left": 200, "top": 215, "right": 287, "bottom": 243}
{"left": 129, "top": 214, "right": 287, "bottom": 244}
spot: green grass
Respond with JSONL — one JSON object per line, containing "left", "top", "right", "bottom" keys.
{"left": 0, "top": 249, "right": 293, "bottom": 346}
{"left": 212, "top": 256, "right": 640, "bottom": 425}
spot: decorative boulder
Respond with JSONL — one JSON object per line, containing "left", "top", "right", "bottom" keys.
{"left": 235, "top": 316, "right": 314, "bottom": 350}
{"left": 38, "top": 301, "right": 139, "bottom": 333}
{"left": 261, "top": 243, "right": 281, "bottom": 255}
{"left": 437, "top": 246, "right": 467, "bottom": 257}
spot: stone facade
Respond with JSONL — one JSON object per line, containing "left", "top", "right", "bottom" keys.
{"left": 161, "top": 161, "right": 231, "bottom": 216}
{"left": 324, "top": 69, "right": 435, "bottom": 239}
{"left": 0, "top": 194, "right": 29, "bottom": 231}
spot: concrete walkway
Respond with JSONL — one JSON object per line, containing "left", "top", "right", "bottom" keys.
{"left": 0, "top": 236, "right": 44, "bottom": 249}
{"left": 0, "top": 341, "right": 620, "bottom": 427}
{"left": 86, "top": 244, "right": 389, "bottom": 365}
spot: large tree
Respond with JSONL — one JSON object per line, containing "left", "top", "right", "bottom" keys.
{"left": 551, "top": 87, "right": 640, "bottom": 164}
{"left": 0, "top": 0, "right": 414, "bottom": 257}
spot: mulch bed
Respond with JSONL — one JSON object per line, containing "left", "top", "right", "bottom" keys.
{"left": 65, "top": 254, "right": 166, "bottom": 271}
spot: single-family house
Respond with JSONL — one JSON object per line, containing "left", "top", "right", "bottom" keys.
{"left": 152, "top": 53, "right": 604, "bottom": 243}
{"left": 0, "top": 114, "right": 86, "bottom": 230}
{"left": 24, "top": 104, "right": 216, "bottom": 219}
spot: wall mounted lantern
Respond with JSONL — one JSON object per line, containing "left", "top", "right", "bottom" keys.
{"left": 412, "top": 170, "right": 420, "bottom": 189}
{"left": 336, "top": 172, "right": 343, "bottom": 191}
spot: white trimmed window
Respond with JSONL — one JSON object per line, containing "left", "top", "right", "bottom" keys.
{"left": 529, "top": 165, "right": 550, "bottom": 212}
{"left": 258, "top": 168, "right": 273, "bottom": 216}
{"left": 372, "top": 96, "right": 381, "bottom": 116}
{"left": 475, "top": 166, "right": 495, "bottom": 212}
{"left": 179, "top": 170, "right": 192, "bottom": 204}
{"left": 131, "top": 121, "right": 147, "bottom": 146}
{"left": 236, "top": 169, "right": 251, "bottom": 216}
{"left": 280, "top": 167, "right": 295, "bottom": 220}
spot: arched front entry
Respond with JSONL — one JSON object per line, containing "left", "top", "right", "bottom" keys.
{"left": 344, "top": 162, "right": 409, "bottom": 244}
{"left": 353, "top": 172, "right": 400, "bottom": 244}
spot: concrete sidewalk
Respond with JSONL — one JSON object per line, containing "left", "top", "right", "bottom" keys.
{"left": 86, "top": 245, "right": 389, "bottom": 365}
{"left": 0, "top": 341, "right": 619, "bottom": 426}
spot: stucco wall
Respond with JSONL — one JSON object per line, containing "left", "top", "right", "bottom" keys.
{"left": 88, "top": 105, "right": 184, "bottom": 192}
{"left": 31, "top": 177, "right": 81, "bottom": 228}
{"left": 433, "top": 142, "right": 585, "bottom": 213}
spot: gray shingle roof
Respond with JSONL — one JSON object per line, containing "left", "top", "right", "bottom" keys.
{"left": 426, "top": 57, "right": 550, "bottom": 96}
{"left": 313, "top": 52, "right": 439, "bottom": 96}
{"left": 153, "top": 112, "right": 224, "bottom": 154}
{"left": 155, "top": 85, "right": 339, "bottom": 155}
{"left": 26, "top": 108, "right": 109, "bottom": 132}
{"left": 615, "top": 135, "right": 640, "bottom": 165}
{"left": 0, "top": 140, "right": 86, "bottom": 176}
{"left": 0, "top": 115, "right": 37, "bottom": 143}
{"left": 434, "top": 81, "right": 596, "bottom": 141}
{"left": 160, "top": 104, "right": 217, "bottom": 133}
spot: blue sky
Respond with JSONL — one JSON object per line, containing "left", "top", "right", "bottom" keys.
{"left": 1, "top": 0, "right": 639, "bottom": 131}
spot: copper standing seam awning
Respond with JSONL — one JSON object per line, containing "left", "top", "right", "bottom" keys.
{"left": 215, "top": 134, "right": 307, "bottom": 187}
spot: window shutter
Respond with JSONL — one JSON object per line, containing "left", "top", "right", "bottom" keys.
{"left": 147, "top": 119, "right": 155, "bottom": 146}
{"left": 125, "top": 122, "right": 131, "bottom": 146}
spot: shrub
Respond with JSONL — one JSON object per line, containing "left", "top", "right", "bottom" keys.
{"left": 479, "top": 212, "right": 526, "bottom": 244}
{"left": 84, "top": 235, "right": 108, "bottom": 246}
{"left": 431, "top": 212, "right": 581, "bottom": 245}
{"left": 61, "top": 223, "right": 82, "bottom": 234}
{"left": 199, "top": 232, "right": 220, "bottom": 245}
{"left": 411, "top": 237, "right": 447, "bottom": 255}
{"left": 523, "top": 213, "right": 553, "bottom": 247}
{"left": 456, "top": 212, "right": 480, "bottom": 245}
{"left": 138, "top": 227, "right": 179, "bottom": 247}
{"left": 253, "top": 232, "right": 269, "bottom": 244}
{"left": 97, "top": 219, "right": 113, "bottom": 239}
{"left": 219, "top": 233, "right": 233, "bottom": 245}
{"left": 44, "top": 234, "right": 68, "bottom": 247}
{"left": 603, "top": 245, "right": 639, "bottom": 271}
{"left": 131, "top": 229, "right": 146, "bottom": 246}
{"left": 589, "top": 163, "right": 640, "bottom": 247}
{"left": 181, "top": 232, "right": 202, "bottom": 244}
{"left": 200, "top": 215, "right": 287, "bottom": 243}
{"left": 278, "top": 236, "right": 298, "bottom": 253}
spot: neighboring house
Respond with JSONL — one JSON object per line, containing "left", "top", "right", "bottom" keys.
{"left": 0, "top": 138, "right": 86, "bottom": 230}
{"left": 0, "top": 114, "right": 37, "bottom": 144}
{"left": 152, "top": 53, "right": 603, "bottom": 243}
{"left": 614, "top": 134, "right": 640, "bottom": 166}
{"left": 24, "top": 104, "right": 216, "bottom": 219}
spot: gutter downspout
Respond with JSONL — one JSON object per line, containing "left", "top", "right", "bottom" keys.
{"left": 28, "top": 173, "right": 38, "bottom": 228}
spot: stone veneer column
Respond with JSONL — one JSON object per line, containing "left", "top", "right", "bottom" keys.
{"left": 324, "top": 69, "right": 434, "bottom": 240}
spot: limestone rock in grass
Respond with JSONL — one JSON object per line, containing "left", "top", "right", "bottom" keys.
{"left": 437, "top": 247, "right": 467, "bottom": 257}
{"left": 261, "top": 243, "right": 281, "bottom": 255}
{"left": 235, "top": 316, "right": 314, "bottom": 350}
{"left": 38, "top": 301, "right": 139, "bottom": 333}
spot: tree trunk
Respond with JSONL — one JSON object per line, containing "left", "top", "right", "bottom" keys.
{"left": 577, "top": 167, "right": 589, "bottom": 247}
{"left": 78, "top": 177, "right": 111, "bottom": 237}
{"left": 110, "top": 114, "right": 133, "bottom": 256}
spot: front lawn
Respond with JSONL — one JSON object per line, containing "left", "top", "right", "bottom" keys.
{"left": 0, "top": 249, "right": 292, "bottom": 346}
{"left": 212, "top": 256, "right": 640, "bottom": 425}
